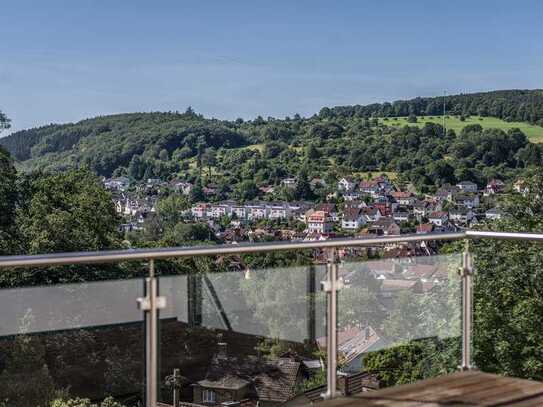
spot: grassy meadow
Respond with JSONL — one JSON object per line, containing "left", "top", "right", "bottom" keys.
{"left": 379, "top": 115, "right": 543, "bottom": 143}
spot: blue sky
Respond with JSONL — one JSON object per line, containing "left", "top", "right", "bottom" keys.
{"left": 1, "top": 0, "right": 542, "bottom": 134}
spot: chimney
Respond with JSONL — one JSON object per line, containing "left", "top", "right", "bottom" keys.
{"left": 217, "top": 341, "right": 228, "bottom": 360}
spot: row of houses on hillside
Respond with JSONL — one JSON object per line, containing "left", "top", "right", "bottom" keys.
{"left": 191, "top": 201, "right": 312, "bottom": 221}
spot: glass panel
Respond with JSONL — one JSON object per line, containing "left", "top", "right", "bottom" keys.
{"left": 471, "top": 238, "right": 543, "bottom": 380}
{"left": 0, "top": 264, "right": 145, "bottom": 407}
{"left": 157, "top": 252, "right": 328, "bottom": 405}
{"left": 337, "top": 252, "right": 462, "bottom": 390}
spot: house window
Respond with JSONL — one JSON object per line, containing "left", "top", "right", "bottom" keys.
{"left": 202, "top": 389, "right": 216, "bottom": 403}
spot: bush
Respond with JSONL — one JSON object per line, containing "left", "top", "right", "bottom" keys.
{"left": 51, "top": 397, "right": 125, "bottom": 407}
{"left": 407, "top": 114, "right": 418, "bottom": 123}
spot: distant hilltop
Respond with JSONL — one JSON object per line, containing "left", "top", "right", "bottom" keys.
{"left": 319, "top": 89, "right": 543, "bottom": 122}
{"left": 1, "top": 89, "right": 543, "bottom": 181}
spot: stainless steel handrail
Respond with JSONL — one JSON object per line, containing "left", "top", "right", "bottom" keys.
{"left": 0, "top": 232, "right": 466, "bottom": 268}
{"left": 465, "top": 230, "right": 543, "bottom": 241}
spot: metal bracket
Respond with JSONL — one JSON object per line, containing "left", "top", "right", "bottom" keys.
{"left": 321, "top": 277, "right": 345, "bottom": 293}
{"left": 137, "top": 294, "right": 167, "bottom": 311}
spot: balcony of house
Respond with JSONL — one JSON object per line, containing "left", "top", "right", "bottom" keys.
{"left": 1, "top": 230, "right": 543, "bottom": 407}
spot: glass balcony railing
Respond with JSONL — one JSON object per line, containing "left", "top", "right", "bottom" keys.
{"left": 0, "top": 265, "right": 147, "bottom": 406}
{"left": 336, "top": 254, "right": 462, "bottom": 385}
{"left": 0, "top": 230, "right": 541, "bottom": 407}
{"left": 157, "top": 256, "right": 327, "bottom": 405}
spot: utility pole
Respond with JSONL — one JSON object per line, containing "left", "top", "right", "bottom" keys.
{"left": 165, "top": 368, "right": 183, "bottom": 406}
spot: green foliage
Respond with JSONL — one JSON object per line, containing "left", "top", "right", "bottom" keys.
{"left": 162, "top": 222, "right": 216, "bottom": 246}
{"left": 324, "top": 89, "right": 543, "bottom": 125}
{"left": 298, "top": 369, "right": 326, "bottom": 392}
{"left": 0, "top": 110, "right": 10, "bottom": 132}
{"left": 468, "top": 175, "right": 543, "bottom": 380}
{"left": 50, "top": 397, "right": 126, "bottom": 407}
{"left": 363, "top": 338, "right": 459, "bottom": 388}
{"left": 18, "top": 169, "right": 121, "bottom": 254}
{"left": 3, "top": 91, "right": 543, "bottom": 198}
{"left": 0, "top": 154, "right": 129, "bottom": 286}
{"left": 235, "top": 179, "right": 259, "bottom": 201}
{"left": 0, "top": 313, "right": 56, "bottom": 406}
{"left": 0, "top": 146, "right": 19, "bottom": 254}
{"left": 157, "top": 194, "right": 190, "bottom": 229}
{"left": 256, "top": 338, "right": 292, "bottom": 360}
{"left": 0, "top": 112, "right": 249, "bottom": 176}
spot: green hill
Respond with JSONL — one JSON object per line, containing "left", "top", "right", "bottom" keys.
{"left": 2, "top": 89, "right": 543, "bottom": 195}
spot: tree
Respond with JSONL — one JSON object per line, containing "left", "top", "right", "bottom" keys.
{"left": 157, "top": 195, "right": 190, "bottom": 229}
{"left": 162, "top": 223, "right": 215, "bottom": 246}
{"left": 0, "top": 146, "right": 19, "bottom": 254}
{"left": 407, "top": 114, "right": 418, "bottom": 123}
{"left": 127, "top": 155, "right": 145, "bottom": 180}
{"left": 201, "top": 148, "right": 217, "bottom": 177}
{"left": 263, "top": 142, "right": 285, "bottom": 159}
{"left": 190, "top": 179, "right": 205, "bottom": 202}
{"left": 0, "top": 110, "right": 10, "bottom": 133}
{"left": 158, "top": 148, "right": 169, "bottom": 161}
{"left": 50, "top": 397, "right": 126, "bottom": 407}
{"left": 235, "top": 180, "right": 259, "bottom": 201}
{"left": 18, "top": 169, "right": 121, "bottom": 254}
{"left": 469, "top": 175, "right": 543, "bottom": 380}
{"left": 294, "top": 169, "right": 314, "bottom": 200}
{"left": 306, "top": 144, "right": 320, "bottom": 159}
{"left": 364, "top": 338, "right": 457, "bottom": 387}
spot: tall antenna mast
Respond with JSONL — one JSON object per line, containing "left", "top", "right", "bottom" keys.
{"left": 443, "top": 90, "right": 447, "bottom": 136}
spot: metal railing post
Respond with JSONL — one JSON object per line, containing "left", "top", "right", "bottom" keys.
{"left": 321, "top": 248, "right": 343, "bottom": 399}
{"left": 138, "top": 259, "right": 166, "bottom": 407}
{"left": 460, "top": 244, "right": 474, "bottom": 371}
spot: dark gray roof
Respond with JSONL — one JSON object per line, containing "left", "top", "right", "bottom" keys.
{"left": 254, "top": 358, "right": 301, "bottom": 402}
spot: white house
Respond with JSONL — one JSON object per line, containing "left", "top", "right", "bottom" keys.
{"left": 393, "top": 211, "right": 410, "bottom": 223}
{"left": 359, "top": 180, "right": 380, "bottom": 197}
{"left": 449, "top": 208, "right": 475, "bottom": 224}
{"left": 246, "top": 203, "right": 268, "bottom": 220}
{"left": 485, "top": 208, "right": 503, "bottom": 220}
{"left": 315, "top": 203, "right": 339, "bottom": 222}
{"left": 362, "top": 207, "right": 381, "bottom": 223}
{"left": 428, "top": 211, "right": 449, "bottom": 227}
{"left": 343, "top": 191, "right": 361, "bottom": 201}
{"left": 484, "top": 179, "right": 505, "bottom": 196}
{"left": 338, "top": 177, "right": 356, "bottom": 192}
{"left": 307, "top": 211, "right": 333, "bottom": 234}
{"left": 172, "top": 181, "right": 193, "bottom": 195}
{"left": 281, "top": 178, "right": 297, "bottom": 188}
{"left": 413, "top": 201, "right": 431, "bottom": 218}
{"left": 391, "top": 191, "right": 416, "bottom": 206}
{"left": 105, "top": 177, "right": 130, "bottom": 192}
{"left": 207, "top": 203, "right": 231, "bottom": 219}
{"left": 456, "top": 181, "right": 478, "bottom": 193}
{"left": 268, "top": 203, "right": 290, "bottom": 220}
{"left": 454, "top": 194, "right": 480, "bottom": 209}
{"left": 341, "top": 208, "right": 366, "bottom": 230}
{"left": 191, "top": 203, "right": 209, "bottom": 219}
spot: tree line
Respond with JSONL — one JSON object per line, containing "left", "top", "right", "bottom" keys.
{"left": 320, "top": 89, "right": 543, "bottom": 125}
